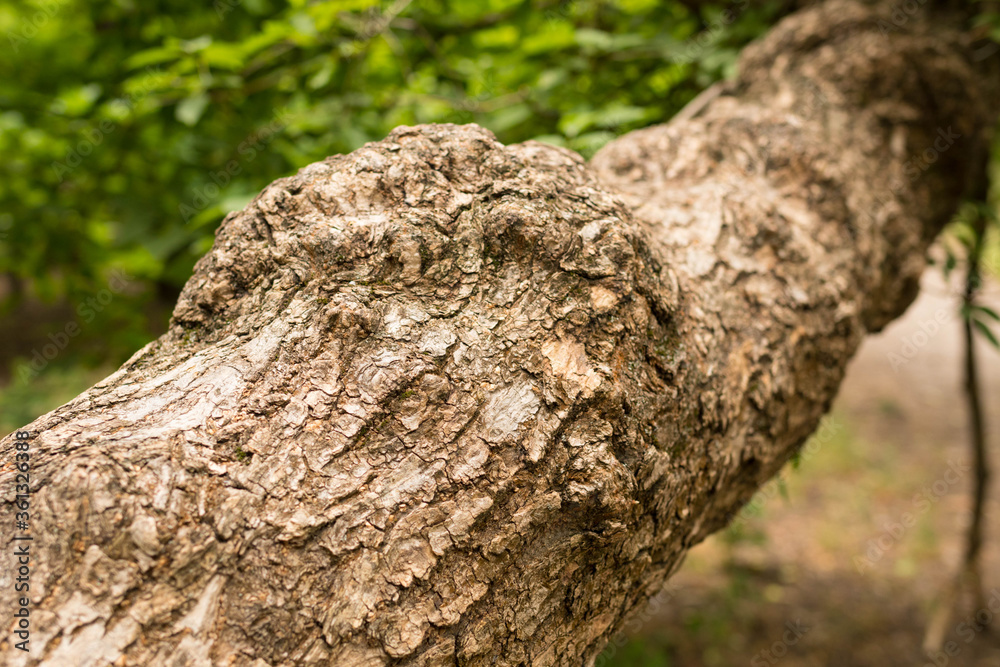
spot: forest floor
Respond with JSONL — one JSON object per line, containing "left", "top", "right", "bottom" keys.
{"left": 610, "top": 270, "right": 1000, "bottom": 666}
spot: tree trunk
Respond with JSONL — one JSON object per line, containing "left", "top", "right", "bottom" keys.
{"left": 2, "top": 2, "right": 997, "bottom": 665}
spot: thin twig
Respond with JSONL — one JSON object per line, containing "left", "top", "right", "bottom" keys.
{"left": 960, "top": 211, "right": 990, "bottom": 612}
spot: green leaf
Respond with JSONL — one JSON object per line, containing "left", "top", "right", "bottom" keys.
{"left": 522, "top": 24, "right": 575, "bottom": 55}
{"left": 49, "top": 84, "right": 103, "bottom": 116}
{"left": 575, "top": 28, "right": 615, "bottom": 52}
{"left": 973, "top": 319, "right": 1000, "bottom": 349}
{"left": 975, "top": 201, "right": 998, "bottom": 223}
{"left": 972, "top": 304, "right": 1000, "bottom": 322}
{"left": 289, "top": 12, "right": 318, "bottom": 40}
{"left": 126, "top": 47, "right": 179, "bottom": 69}
{"left": 175, "top": 93, "right": 210, "bottom": 126}
{"left": 944, "top": 251, "right": 957, "bottom": 280}
{"left": 488, "top": 103, "right": 532, "bottom": 133}
{"left": 203, "top": 43, "right": 247, "bottom": 70}
{"left": 558, "top": 110, "right": 597, "bottom": 138}
{"left": 473, "top": 25, "right": 519, "bottom": 49}
{"left": 595, "top": 104, "right": 657, "bottom": 129}
{"left": 181, "top": 35, "right": 213, "bottom": 54}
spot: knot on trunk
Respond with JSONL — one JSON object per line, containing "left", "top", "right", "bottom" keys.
{"left": 168, "top": 123, "right": 646, "bottom": 347}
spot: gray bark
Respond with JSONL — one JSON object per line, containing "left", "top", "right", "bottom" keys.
{"left": 2, "top": 2, "right": 997, "bottom": 665}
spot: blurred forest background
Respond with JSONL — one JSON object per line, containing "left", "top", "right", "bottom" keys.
{"left": 2, "top": 0, "right": 1000, "bottom": 664}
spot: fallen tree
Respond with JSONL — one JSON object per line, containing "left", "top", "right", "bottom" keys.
{"left": 2, "top": 1, "right": 998, "bottom": 665}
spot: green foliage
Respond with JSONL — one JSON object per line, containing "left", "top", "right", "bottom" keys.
{"left": 0, "top": 363, "right": 110, "bottom": 434}
{"left": 0, "top": 0, "right": 789, "bottom": 371}
{"left": 599, "top": 637, "right": 675, "bottom": 667}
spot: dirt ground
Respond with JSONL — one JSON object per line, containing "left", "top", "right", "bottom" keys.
{"left": 613, "top": 270, "right": 1000, "bottom": 667}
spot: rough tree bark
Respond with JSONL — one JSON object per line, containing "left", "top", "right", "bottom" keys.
{"left": 2, "top": 2, "right": 997, "bottom": 665}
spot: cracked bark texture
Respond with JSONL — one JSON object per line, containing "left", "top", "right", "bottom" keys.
{"left": 2, "top": 1, "right": 997, "bottom": 665}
